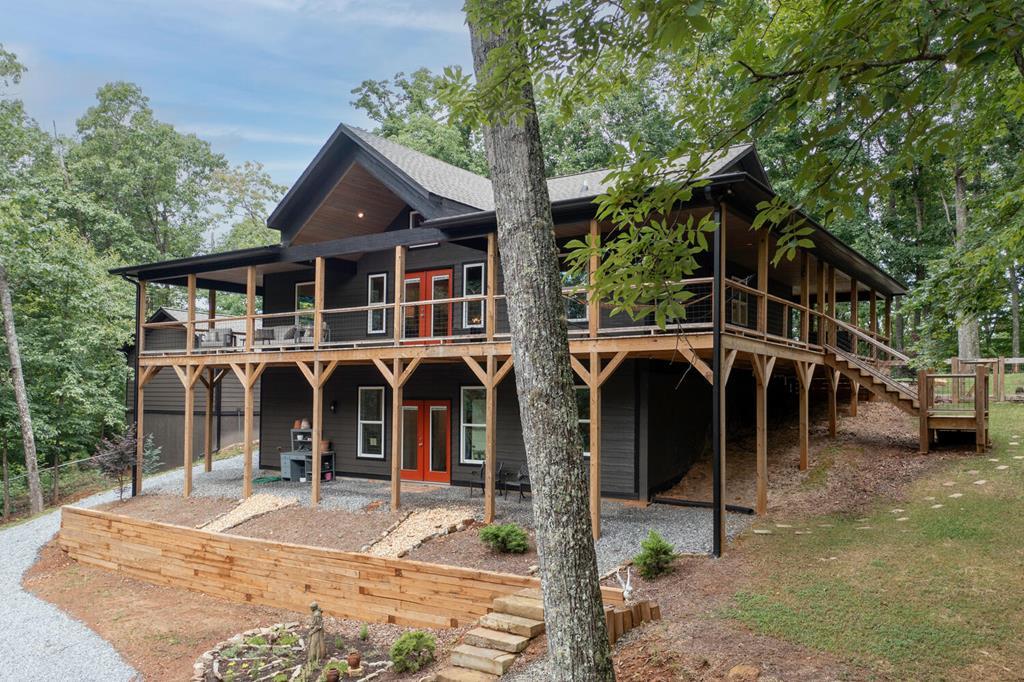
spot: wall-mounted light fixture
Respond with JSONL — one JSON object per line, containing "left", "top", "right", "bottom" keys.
{"left": 356, "top": 210, "right": 365, "bottom": 219}
{"left": 329, "top": 400, "right": 337, "bottom": 414}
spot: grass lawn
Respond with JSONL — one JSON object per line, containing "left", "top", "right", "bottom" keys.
{"left": 722, "top": 403, "right": 1024, "bottom": 679}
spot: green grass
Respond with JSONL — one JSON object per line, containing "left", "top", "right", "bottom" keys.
{"left": 723, "top": 403, "right": 1024, "bottom": 679}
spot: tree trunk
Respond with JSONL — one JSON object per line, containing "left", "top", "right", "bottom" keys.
{"left": 0, "top": 260, "right": 43, "bottom": 514}
{"left": 953, "top": 165, "right": 980, "bottom": 359}
{"left": 912, "top": 190, "right": 925, "bottom": 339}
{"left": 468, "top": 11, "right": 615, "bottom": 682}
{"left": 3, "top": 432, "right": 9, "bottom": 522}
{"left": 1010, "top": 262, "right": 1020, "bottom": 359}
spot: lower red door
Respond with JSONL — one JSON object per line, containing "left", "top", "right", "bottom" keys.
{"left": 399, "top": 400, "right": 451, "bottom": 483}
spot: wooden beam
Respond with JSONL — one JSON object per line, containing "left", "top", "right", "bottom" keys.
{"left": 208, "top": 288, "right": 216, "bottom": 330}
{"left": 918, "top": 370, "right": 929, "bottom": 454}
{"left": 757, "top": 231, "right": 769, "bottom": 336}
{"left": 816, "top": 259, "right": 826, "bottom": 343}
{"left": 313, "top": 256, "right": 325, "bottom": 350}
{"left": 884, "top": 295, "right": 892, "bottom": 341}
{"left": 229, "top": 362, "right": 247, "bottom": 387}
{"left": 679, "top": 346, "right": 713, "bottom": 384}
{"left": 569, "top": 355, "right": 592, "bottom": 387}
{"left": 393, "top": 246, "right": 406, "bottom": 343}
{"left": 794, "top": 360, "right": 814, "bottom": 471}
{"left": 493, "top": 357, "right": 515, "bottom": 386}
{"left": 320, "top": 359, "right": 340, "bottom": 387}
{"left": 390, "top": 357, "right": 403, "bottom": 509}
{"left": 245, "top": 266, "right": 255, "bottom": 353}
{"left": 397, "top": 356, "right": 421, "bottom": 388}
{"left": 186, "top": 274, "right": 196, "bottom": 355}
{"left": 484, "top": 354, "right": 496, "bottom": 524}
{"left": 138, "top": 365, "right": 161, "bottom": 388}
{"left": 486, "top": 232, "right": 497, "bottom": 342}
{"left": 135, "top": 382, "right": 145, "bottom": 494}
{"left": 183, "top": 369, "right": 195, "bottom": 498}
{"left": 752, "top": 354, "right": 774, "bottom": 515}
{"left": 137, "top": 280, "right": 147, "bottom": 355}
{"left": 462, "top": 355, "right": 489, "bottom": 386}
{"left": 372, "top": 357, "right": 395, "bottom": 387}
{"left": 828, "top": 265, "right": 837, "bottom": 345}
{"left": 827, "top": 368, "right": 839, "bottom": 437}
{"left": 311, "top": 360, "right": 322, "bottom": 505}
{"left": 716, "top": 203, "right": 728, "bottom": 552}
{"left": 295, "top": 360, "right": 317, "bottom": 388}
{"left": 974, "top": 363, "right": 986, "bottom": 453}
{"left": 849, "top": 279, "right": 859, "bottom": 417}
{"left": 588, "top": 220, "right": 600, "bottom": 338}
{"left": 242, "top": 363, "right": 255, "bottom": 498}
{"left": 589, "top": 350, "right": 602, "bottom": 539}
{"left": 204, "top": 367, "right": 214, "bottom": 473}
{"left": 597, "top": 351, "right": 628, "bottom": 387}
{"left": 722, "top": 349, "right": 737, "bottom": 387}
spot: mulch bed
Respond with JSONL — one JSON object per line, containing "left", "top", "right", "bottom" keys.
{"left": 227, "top": 506, "right": 405, "bottom": 552}
{"left": 405, "top": 520, "right": 539, "bottom": 575}
{"left": 96, "top": 494, "right": 239, "bottom": 527}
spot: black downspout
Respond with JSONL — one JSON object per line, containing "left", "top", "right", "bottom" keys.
{"left": 711, "top": 198, "right": 724, "bottom": 558}
{"left": 123, "top": 275, "right": 141, "bottom": 498}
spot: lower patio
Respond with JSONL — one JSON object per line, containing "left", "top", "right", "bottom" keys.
{"left": 141, "top": 452, "right": 752, "bottom": 574}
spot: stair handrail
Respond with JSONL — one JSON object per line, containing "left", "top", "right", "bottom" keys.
{"left": 830, "top": 315, "right": 910, "bottom": 364}
{"left": 827, "top": 344, "right": 918, "bottom": 403}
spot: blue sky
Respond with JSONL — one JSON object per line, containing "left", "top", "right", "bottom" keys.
{"left": 4, "top": 0, "right": 473, "bottom": 186}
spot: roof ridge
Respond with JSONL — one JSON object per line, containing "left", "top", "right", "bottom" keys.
{"left": 342, "top": 124, "right": 491, "bottom": 183}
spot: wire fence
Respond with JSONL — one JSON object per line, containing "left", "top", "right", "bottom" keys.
{"left": 2, "top": 453, "right": 118, "bottom": 524}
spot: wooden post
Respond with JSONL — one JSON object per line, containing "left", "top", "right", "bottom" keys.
{"left": 716, "top": 204, "right": 728, "bottom": 553}
{"left": 135, "top": 281, "right": 147, "bottom": 494}
{"left": 757, "top": 231, "right": 769, "bottom": 336}
{"left": 313, "top": 256, "right": 325, "bottom": 350}
{"left": 884, "top": 295, "right": 892, "bottom": 342}
{"left": 245, "top": 267, "right": 255, "bottom": 352}
{"left": 975, "top": 363, "right": 987, "bottom": 453}
{"left": 589, "top": 350, "right": 602, "bottom": 539}
{"left": 918, "top": 369, "right": 930, "bottom": 454}
{"left": 204, "top": 368, "right": 214, "bottom": 473}
{"left": 186, "top": 274, "right": 196, "bottom": 354}
{"left": 751, "top": 354, "right": 775, "bottom": 515}
{"left": 183, "top": 367, "right": 195, "bottom": 497}
{"left": 484, "top": 354, "right": 497, "bottom": 523}
{"left": 849, "top": 281, "right": 859, "bottom": 418}
{"left": 311, "top": 360, "right": 322, "bottom": 505}
{"left": 208, "top": 289, "right": 217, "bottom": 329}
{"left": 816, "top": 260, "right": 826, "bottom": 345}
{"left": 486, "top": 233, "right": 497, "bottom": 341}
{"left": 828, "top": 266, "right": 837, "bottom": 346}
{"left": 997, "top": 356, "right": 1005, "bottom": 402}
{"left": 951, "top": 357, "right": 961, "bottom": 405}
{"left": 242, "top": 366, "right": 255, "bottom": 497}
{"left": 800, "top": 252, "right": 810, "bottom": 344}
{"left": 390, "top": 357, "right": 403, "bottom": 509}
{"left": 827, "top": 368, "right": 839, "bottom": 437}
{"left": 588, "top": 220, "right": 600, "bottom": 338}
{"left": 393, "top": 246, "right": 406, "bottom": 343}
{"left": 869, "top": 290, "right": 878, "bottom": 362}
{"left": 795, "top": 361, "right": 813, "bottom": 470}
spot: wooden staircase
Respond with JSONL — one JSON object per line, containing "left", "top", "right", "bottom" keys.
{"left": 824, "top": 345, "right": 919, "bottom": 416}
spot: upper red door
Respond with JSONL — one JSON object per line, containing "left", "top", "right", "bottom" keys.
{"left": 403, "top": 269, "right": 453, "bottom": 343}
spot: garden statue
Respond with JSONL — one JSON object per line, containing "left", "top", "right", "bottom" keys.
{"left": 307, "top": 601, "right": 326, "bottom": 664}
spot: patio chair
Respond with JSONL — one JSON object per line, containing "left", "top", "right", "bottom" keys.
{"left": 502, "top": 463, "right": 530, "bottom": 501}
{"left": 197, "top": 328, "right": 235, "bottom": 349}
{"left": 468, "top": 461, "right": 503, "bottom": 498}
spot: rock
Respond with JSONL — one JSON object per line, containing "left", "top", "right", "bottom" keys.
{"left": 727, "top": 663, "right": 760, "bottom": 680}
{"left": 527, "top": 564, "right": 538, "bottom": 574}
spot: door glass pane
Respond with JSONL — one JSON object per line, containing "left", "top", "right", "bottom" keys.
{"left": 432, "top": 276, "right": 449, "bottom": 337}
{"left": 401, "top": 406, "right": 419, "bottom": 470}
{"left": 404, "top": 279, "right": 421, "bottom": 338}
{"left": 296, "top": 282, "right": 315, "bottom": 328}
{"left": 430, "top": 407, "right": 447, "bottom": 472}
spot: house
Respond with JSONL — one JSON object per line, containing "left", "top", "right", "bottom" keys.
{"left": 124, "top": 308, "right": 261, "bottom": 472}
{"left": 111, "top": 123, "right": 987, "bottom": 550}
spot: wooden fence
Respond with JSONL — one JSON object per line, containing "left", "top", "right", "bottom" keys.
{"left": 59, "top": 506, "right": 624, "bottom": 628}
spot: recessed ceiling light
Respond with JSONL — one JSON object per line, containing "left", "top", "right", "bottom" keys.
{"left": 357, "top": 211, "right": 365, "bottom": 219}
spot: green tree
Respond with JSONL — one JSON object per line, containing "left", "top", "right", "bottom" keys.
{"left": 214, "top": 161, "right": 286, "bottom": 252}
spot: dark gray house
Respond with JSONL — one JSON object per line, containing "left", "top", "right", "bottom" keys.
{"left": 114, "top": 123, "right": 968, "bottom": 549}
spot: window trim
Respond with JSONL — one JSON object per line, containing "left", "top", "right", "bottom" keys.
{"left": 462, "top": 262, "right": 485, "bottom": 329}
{"left": 366, "top": 272, "right": 387, "bottom": 335}
{"left": 356, "top": 385, "right": 386, "bottom": 460}
{"left": 459, "top": 385, "right": 487, "bottom": 465}
{"left": 576, "top": 385, "right": 591, "bottom": 458}
{"left": 295, "top": 280, "right": 315, "bottom": 327}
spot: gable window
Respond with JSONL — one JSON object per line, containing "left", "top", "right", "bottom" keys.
{"left": 367, "top": 273, "right": 387, "bottom": 334}
{"left": 561, "top": 269, "right": 588, "bottom": 322}
{"left": 460, "top": 387, "right": 486, "bottom": 464}
{"left": 358, "top": 387, "right": 385, "bottom": 459}
{"left": 575, "top": 386, "right": 591, "bottom": 457}
{"left": 295, "top": 281, "right": 315, "bottom": 328}
{"left": 462, "top": 263, "right": 485, "bottom": 329}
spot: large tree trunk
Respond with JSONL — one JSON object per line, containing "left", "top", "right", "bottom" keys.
{"left": 0, "top": 260, "right": 43, "bottom": 514}
{"left": 953, "top": 164, "right": 980, "bottom": 359}
{"left": 1010, "top": 262, "right": 1020, "bottom": 359}
{"left": 468, "top": 11, "right": 615, "bottom": 682}
{"left": 912, "top": 190, "right": 925, "bottom": 339}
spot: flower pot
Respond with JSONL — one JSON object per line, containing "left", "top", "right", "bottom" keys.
{"left": 320, "top": 440, "right": 331, "bottom": 452}
{"left": 293, "top": 419, "right": 302, "bottom": 429}
{"left": 346, "top": 651, "right": 361, "bottom": 670}
{"left": 325, "top": 668, "right": 341, "bottom": 682}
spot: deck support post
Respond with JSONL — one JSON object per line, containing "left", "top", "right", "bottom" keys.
{"left": 485, "top": 233, "right": 497, "bottom": 341}
{"left": 712, "top": 203, "right": 728, "bottom": 556}
{"left": 245, "top": 267, "right": 255, "bottom": 353}
{"left": 918, "top": 369, "right": 930, "bottom": 454}
{"left": 311, "top": 361, "right": 322, "bottom": 504}
{"left": 975, "top": 363, "right": 987, "bottom": 453}
{"left": 751, "top": 354, "right": 776, "bottom": 515}
{"left": 135, "top": 281, "right": 147, "bottom": 494}
{"left": 794, "top": 361, "right": 814, "bottom": 470}
{"left": 314, "top": 256, "right": 325, "bottom": 350}
{"left": 589, "top": 350, "right": 602, "bottom": 539}
{"left": 393, "top": 246, "right": 406, "bottom": 343}
{"left": 800, "top": 252, "right": 811, "bottom": 344}
{"left": 186, "top": 274, "right": 196, "bottom": 355}
{"left": 390, "top": 357, "right": 403, "bottom": 509}
{"left": 464, "top": 354, "right": 514, "bottom": 524}
{"left": 173, "top": 363, "right": 203, "bottom": 498}
{"left": 203, "top": 367, "right": 215, "bottom": 473}
{"left": 849, "top": 279, "right": 859, "bottom": 417}
{"left": 827, "top": 368, "right": 839, "bottom": 437}
{"left": 231, "top": 362, "right": 266, "bottom": 499}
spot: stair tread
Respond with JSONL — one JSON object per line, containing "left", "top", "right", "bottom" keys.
{"left": 465, "top": 627, "right": 531, "bottom": 653}
{"left": 493, "top": 595, "right": 545, "bottom": 620}
{"left": 435, "top": 667, "right": 499, "bottom": 682}
{"left": 451, "top": 644, "right": 517, "bottom": 675}
{"left": 479, "top": 612, "right": 545, "bottom": 638}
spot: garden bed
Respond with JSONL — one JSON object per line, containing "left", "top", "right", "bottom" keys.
{"left": 404, "top": 520, "right": 539, "bottom": 575}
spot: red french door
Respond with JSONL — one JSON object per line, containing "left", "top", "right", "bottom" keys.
{"left": 400, "top": 400, "right": 451, "bottom": 483}
{"left": 403, "top": 269, "right": 453, "bottom": 343}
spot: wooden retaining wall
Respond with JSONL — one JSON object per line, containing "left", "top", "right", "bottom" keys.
{"left": 58, "top": 506, "right": 624, "bottom": 629}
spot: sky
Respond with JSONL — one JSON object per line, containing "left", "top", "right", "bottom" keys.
{"left": 3, "top": 0, "right": 473, "bottom": 187}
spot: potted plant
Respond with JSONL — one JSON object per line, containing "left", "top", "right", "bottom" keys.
{"left": 346, "top": 650, "right": 361, "bottom": 670}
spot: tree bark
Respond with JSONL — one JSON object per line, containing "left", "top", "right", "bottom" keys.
{"left": 468, "top": 11, "right": 615, "bottom": 682}
{"left": 1010, "top": 262, "right": 1020, "bottom": 359}
{"left": 3, "top": 432, "right": 9, "bottom": 522}
{"left": 953, "top": 164, "right": 980, "bottom": 359}
{"left": 0, "top": 260, "right": 43, "bottom": 514}
{"left": 912, "top": 190, "right": 925, "bottom": 338}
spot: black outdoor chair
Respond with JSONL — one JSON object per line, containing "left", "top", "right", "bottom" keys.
{"left": 502, "top": 464, "right": 530, "bottom": 501}
{"left": 468, "top": 461, "right": 504, "bottom": 498}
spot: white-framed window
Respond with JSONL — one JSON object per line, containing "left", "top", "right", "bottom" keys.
{"left": 357, "top": 386, "right": 385, "bottom": 459}
{"left": 367, "top": 273, "right": 387, "bottom": 334}
{"left": 561, "top": 269, "right": 588, "bottom": 322}
{"left": 460, "top": 386, "right": 486, "bottom": 464}
{"left": 729, "top": 277, "right": 749, "bottom": 327}
{"left": 462, "top": 262, "right": 485, "bottom": 329}
{"left": 295, "top": 281, "right": 315, "bottom": 327}
{"left": 575, "top": 386, "right": 591, "bottom": 457}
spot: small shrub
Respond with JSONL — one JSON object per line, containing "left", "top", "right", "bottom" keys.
{"left": 358, "top": 624, "right": 369, "bottom": 641}
{"left": 632, "top": 530, "right": 676, "bottom": 579}
{"left": 334, "top": 635, "right": 345, "bottom": 650}
{"left": 479, "top": 523, "right": 529, "bottom": 554}
{"left": 389, "top": 631, "right": 435, "bottom": 673}
{"left": 245, "top": 635, "right": 267, "bottom": 646}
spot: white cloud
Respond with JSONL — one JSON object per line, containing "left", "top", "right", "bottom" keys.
{"left": 178, "top": 123, "right": 326, "bottom": 146}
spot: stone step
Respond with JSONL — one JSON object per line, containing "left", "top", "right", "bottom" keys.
{"left": 451, "top": 644, "right": 517, "bottom": 676}
{"left": 479, "top": 611, "right": 546, "bottom": 638}
{"left": 492, "top": 595, "right": 545, "bottom": 621}
{"left": 464, "top": 627, "right": 531, "bottom": 653}
{"left": 435, "top": 666, "right": 499, "bottom": 682}
{"left": 514, "top": 587, "right": 542, "bottom": 599}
